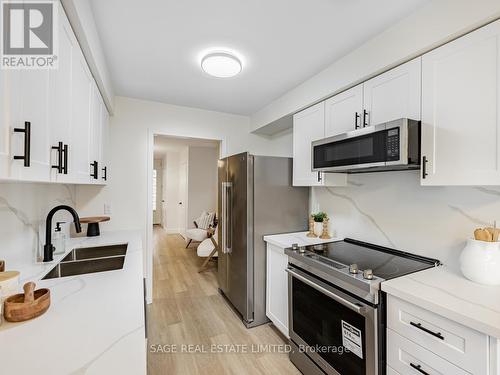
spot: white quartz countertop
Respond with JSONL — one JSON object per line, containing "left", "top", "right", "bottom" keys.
{"left": 382, "top": 265, "right": 500, "bottom": 339}
{"left": 263, "top": 231, "right": 343, "bottom": 249}
{"left": 0, "top": 230, "right": 147, "bottom": 375}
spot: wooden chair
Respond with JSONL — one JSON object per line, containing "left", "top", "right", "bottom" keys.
{"left": 197, "top": 227, "right": 218, "bottom": 273}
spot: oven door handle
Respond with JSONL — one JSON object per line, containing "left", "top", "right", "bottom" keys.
{"left": 286, "top": 268, "right": 365, "bottom": 314}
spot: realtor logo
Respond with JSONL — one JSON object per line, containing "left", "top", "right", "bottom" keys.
{"left": 1, "top": 0, "right": 58, "bottom": 69}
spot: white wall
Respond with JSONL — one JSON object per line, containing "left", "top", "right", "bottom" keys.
{"left": 251, "top": 0, "right": 500, "bottom": 132}
{"left": 0, "top": 183, "right": 77, "bottom": 276}
{"left": 187, "top": 146, "right": 218, "bottom": 228}
{"left": 163, "top": 151, "right": 180, "bottom": 233}
{"left": 75, "top": 96, "right": 293, "bottom": 302}
{"left": 77, "top": 96, "right": 292, "bottom": 234}
{"left": 311, "top": 172, "right": 500, "bottom": 271}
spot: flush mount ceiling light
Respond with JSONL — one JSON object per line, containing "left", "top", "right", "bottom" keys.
{"left": 201, "top": 52, "right": 242, "bottom": 78}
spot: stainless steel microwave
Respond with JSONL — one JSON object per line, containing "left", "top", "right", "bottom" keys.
{"left": 312, "top": 118, "right": 421, "bottom": 173}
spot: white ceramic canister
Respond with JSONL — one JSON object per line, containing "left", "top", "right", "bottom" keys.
{"left": 459, "top": 239, "right": 500, "bottom": 285}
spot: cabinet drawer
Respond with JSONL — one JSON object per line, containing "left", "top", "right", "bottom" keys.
{"left": 387, "top": 295, "right": 488, "bottom": 374}
{"left": 387, "top": 365, "right": 401, "bottom": 375}
{"left": 388, "top": 328, "right": 471, "bottom": 375}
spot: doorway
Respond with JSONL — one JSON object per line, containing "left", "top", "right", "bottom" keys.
{"left": 151, "top": 134, "right": 220, "bottom": 242}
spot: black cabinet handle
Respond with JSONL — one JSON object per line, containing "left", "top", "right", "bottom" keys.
{"left": 422, "top": 156, "right": 428, "bottom": 179}
{"left": 13, "top": 121, "right": 31, "bottom": 167}
{"left": 62, "top": 144, "right": 68, "bottom": 174}
{"left": 354, "top": 112, "right": 360, "bottom": 129}
{"left": 51, "top": 141, "right": 63, "bottom": 173}
{"left": 317, "top": 171, "right": 322, "bottom": 183}
{"left": 410, "top": 321, "right": 444, "bottom": 340}
{"left": 90, "top": 161, "right": 98, "bottom": 179}
{"left": 362, "top": 110, "right": 368, "bottom": 127}
{"left": 410, "top": 363, "right": 430, "bottom": 375}
{"left": 102, "top": 166, "right": 107, "bottom": 181}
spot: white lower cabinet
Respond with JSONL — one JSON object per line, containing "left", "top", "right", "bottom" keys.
{"left": 387, "top": 295, "right": 494, "bottom": 375}
{"left": 386, "top": 365, "right": 401, "bottom": 375}
{"left": 265, "top": 243, "right": 289, "bottom": 337}
{"left": 387, "top": 329, "right": 471, "bottom": 375}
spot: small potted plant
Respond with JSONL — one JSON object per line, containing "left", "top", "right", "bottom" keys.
{"left": 312, "top": 212, "right": 328, "bottom": 237}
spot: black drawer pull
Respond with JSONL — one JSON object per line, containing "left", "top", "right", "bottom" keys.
{"left": 410, "top": 321, "right": 444, "bottom": 340}
{"left": 102, "top": 166, "right": 107, "bottom": 181}
{"left": 362, "top": 109, "right": 368, "bottom": 127}
{"left": 317, "top": 171, "right": 322, "bottom": 183}
{"left": 51, "top": 141, "right": 63, "bottom": 173}
{"left": 62, "top": 144, "right": 68, "bottom": 174}
{"left": 410, "top": 363, "right": 430, "bottom": 375}
{"left": 422, "top": 156, "right": 428, "bottom": 179}
{"left": 90, "top": 161, "right": 99, "bottom": 179}
{"left": 13, "top": 121, "right": 31, "bottom": 167}
{"left": 354, "top": 112, "right": 360, "bottom": 129}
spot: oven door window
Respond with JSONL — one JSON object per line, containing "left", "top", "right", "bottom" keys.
{"left": 313, "top": 129, "right": 387, "bottom": 169}
{"left": 292, "top": 277, "right": 366, "bottom": 375}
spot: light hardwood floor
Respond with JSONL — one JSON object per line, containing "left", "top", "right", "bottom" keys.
{"left": 147, "top": 227, "right": 301, "bottom": 375}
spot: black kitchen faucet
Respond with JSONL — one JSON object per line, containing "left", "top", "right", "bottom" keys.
{"left": 43, "top": 205, "right": 82, "bottom": 262}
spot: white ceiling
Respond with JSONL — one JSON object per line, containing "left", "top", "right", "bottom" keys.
{"left": 90, "top": 0, "right": 429, "bottom": 115}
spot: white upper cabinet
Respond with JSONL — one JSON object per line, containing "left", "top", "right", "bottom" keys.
{"left": 100, "top": 97, "right": 110, "bottom": 183}
{"left": 293, "top": 102, "right": 346, "bottom": 187}
{"left": 71, "top": 48, "right": 93, "bottom": 184}
{"left": 0, "top": 70, "right": 11, "bottom": 178}
{"left": 90, "top": 83, "right": 107, "bottom": 184}
{"left": 363, "top": 58, "right": 421, "bottom": 126}
{"left": 325, "top": 84, "right": 363, "bottom": 137}
{"left": 49, "top": 10, "right": 75, "bottom": 183}
{"left": 421, "top": 19, "right": 500, "bottom": 185}
{"left": 10, "top": 69, "right": 51, "bottom": 182}
{"left": 0, "top": 4, "right": 109, "bottom": 185}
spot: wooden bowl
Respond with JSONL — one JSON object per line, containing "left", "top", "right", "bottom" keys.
{"left": 4, "top": 282, "right": 50, "bottom": 322}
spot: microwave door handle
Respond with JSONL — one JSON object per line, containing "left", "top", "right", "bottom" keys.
{"left": 286, "top": 268, "right": 365, "bottom": 314}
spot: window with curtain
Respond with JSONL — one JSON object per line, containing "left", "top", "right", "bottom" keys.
{"left": 152, "top": 169, "right": 157, "bottom": 211}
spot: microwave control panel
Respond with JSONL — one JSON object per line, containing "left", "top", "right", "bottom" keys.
{"left": 386, "top": 127, "right": 400, "bottom": 161}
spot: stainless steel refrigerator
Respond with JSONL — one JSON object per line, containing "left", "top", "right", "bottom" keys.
{"left": 218, "top": 152, "right": 309, "bottom": 328}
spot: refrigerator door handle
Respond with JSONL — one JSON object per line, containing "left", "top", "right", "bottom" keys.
{"left": 221, "top": 182, "right": 232, "bottom": 254}
{"left": 222, "top": 182, "right": 227, "bottom": 254}
{"left": 226, "top": 182, "right": 232, "bottom": 254}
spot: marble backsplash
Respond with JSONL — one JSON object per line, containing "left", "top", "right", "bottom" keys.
{"left": 0, "top": 182, "right": 76, "bottom": 267}
{"left": 311, "top": 171, "right": 500, "bottom": 269}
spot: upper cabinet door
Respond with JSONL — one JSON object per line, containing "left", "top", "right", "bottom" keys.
{"left": 421, "top": 20, "right": 500, "bottom": 186}
{"left": 325, "top": 84, "right": 363, "bottom": 137}
{"left": 293, "top": 102, "right": 346, "bottom": 187}
{"left": 71, "top": 48, "right": 93, "bottom": 184}
{"left": 49, "top": 8, "right": 75, "bottom": 183}
{"left": 0, "top": 69, "right": 12, "bottom": 178}
{"left": 11, "top": 69, "right": 51, "bottom": 181}
{"left": 363, "top": 58, "right": 421, "bottom": 126}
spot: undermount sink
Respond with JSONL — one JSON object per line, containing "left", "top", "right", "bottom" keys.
{"left": 42, "top": 244, "right": 127, "bottom": 280}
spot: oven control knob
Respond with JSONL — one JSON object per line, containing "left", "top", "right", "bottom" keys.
{"left": 363, "top": 269, "right": 374, "bottom": 280}
{"left": 299, "top": 247, "right": 306, "bottom": 254}
{"left": 349, "top": 264, "right": 359, "bottom": 274}
{"left": 292, "top": 243, "right": 299, "bottom": 251}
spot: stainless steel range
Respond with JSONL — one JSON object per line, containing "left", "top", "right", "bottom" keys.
{"left": 285, "top": 238, "right": 440, "bottom": 375}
